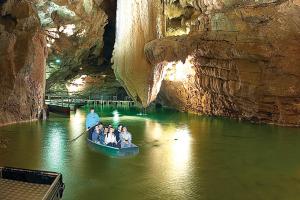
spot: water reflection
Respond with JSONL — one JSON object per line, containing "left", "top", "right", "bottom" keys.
{"left": 69, "top": 110, "right": 86, "bottom": 139}
{"left": 42, "top": 125, "right": 66, "bottom": 171}
{"left": 1, "top": 106, "right": 300, "bottom": 200}
{"left": 112, "top": 110, "right": 120, "bottom": 127}
{"left": 171, "top": 126, "right": 191, "bottom": 171}
{"left": 144, "top": 119, "right": 193, "bottom": 198}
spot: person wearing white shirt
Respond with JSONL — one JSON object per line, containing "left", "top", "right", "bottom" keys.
{"left": 120, "top": 126, "right": 132, "bottom": 148}
{"left": 105, "top": 127, "right": 117, "bottom": 147}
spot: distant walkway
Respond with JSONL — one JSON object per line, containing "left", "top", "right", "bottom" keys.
{"left": 45, "top": 94, "right": 135, "bottom": 112}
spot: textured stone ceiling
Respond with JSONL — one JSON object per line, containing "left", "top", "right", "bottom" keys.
{"left": 33, "top": 0, "right": 119, "bottom": 95}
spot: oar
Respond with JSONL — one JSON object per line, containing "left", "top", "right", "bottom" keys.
{"left": 69, "top": 127, "right": 91, "bottom": 143}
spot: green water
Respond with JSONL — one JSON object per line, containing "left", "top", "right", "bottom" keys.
{"left": 0, "top": 106, "right": 300, "bottom": 200}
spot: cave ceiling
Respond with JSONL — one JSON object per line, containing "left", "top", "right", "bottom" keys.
{"left": 34, "top": 0, "right": 116, "bottom": 93}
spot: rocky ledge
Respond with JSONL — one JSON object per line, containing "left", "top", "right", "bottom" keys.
{"left": 144, "top": 0, "right": 300, "bottom": 126}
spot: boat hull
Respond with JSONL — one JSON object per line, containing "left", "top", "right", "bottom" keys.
{"left": 87, "top": 139, "right": 139, "bottom": 157}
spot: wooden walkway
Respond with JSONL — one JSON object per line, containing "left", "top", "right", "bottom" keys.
{"left": 45, "top": 94, "right": 135, "bottom": 112}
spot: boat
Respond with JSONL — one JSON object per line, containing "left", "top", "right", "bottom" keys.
{"left": 87, "top": 139, "right": 139, "bottom": 157}
{"left": 47, "top": 104, "right": 70, "bottom": 115}
{"left": 0, "top": 167, "right": 65, "bottom": 200}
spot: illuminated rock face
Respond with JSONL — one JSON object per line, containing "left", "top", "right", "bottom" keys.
{"left": 144, "top": 0, "right": 300, "bottom": 126}
{"left": 113, "top": 0, "right": 163, "bottom": 106}
{"left": 114, "top": 0, "right": 300, "bottom": 126}
{"left": 64, "top": 68, "right": 126, "bottom": 98}
{"left": 39, "top": 0, "right": 123, "bottom": 96}
{"left": 0, "top": 0, "right": 47, "bottom": 126}
{"left": 37, "top": 0, "right": 109, "bottom": 92}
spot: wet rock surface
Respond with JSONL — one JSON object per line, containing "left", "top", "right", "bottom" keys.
{"left": 58, "top": 68, "right": 127, "bottom": 98}
{"left": 113, "top": 0, "right": 164, "bottom": 106}
{"left": 114, "top": 0, "right": 300, "bottom": 126}
{"left": 36, "top": 0, "right": 111, "bottom": 92}
{"left": 0, "top": 0, "right": 47, "bottom": 126}
{"left": 151, "top": 1, "right": 300, "bottom": 126}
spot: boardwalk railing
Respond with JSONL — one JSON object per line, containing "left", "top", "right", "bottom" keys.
{"left": 45, "top": 94, "right": 135, "bottom": 110}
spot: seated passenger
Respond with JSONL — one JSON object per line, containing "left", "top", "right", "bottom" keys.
{"left": 92, "top": 125, "right": 100, "bottom": 142}
{"left": 114, "top": 124, "right": 123, "bottom": 148}
{"left": 98, "top": 124, "right": 105, "bottom": 144}
{"left": 105, "top": 127, "right": 117, "bottom": 147}
{"left": 98, "top": 123, "right": 104, "bottom": 131}
{"left": 103, "top": 127, "right": 109, "bottom": 136}
{"left": 120, "top": 126, "right": 132, "bottom": 148}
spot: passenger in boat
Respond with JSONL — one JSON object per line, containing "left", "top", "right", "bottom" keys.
{"left": 103, "top": 127, "right": 109, "bottom": 136}
{"left": 120, "top": 126, "right": 132, "bottom": 148}
{"left": 98, "top": 124, "right": 105, "bottom": 144}
{"left": 92, "top": 125, "right": 100, "bottom": 143}
{"left": 86, "top": 107, "right": 100, "bottom": 139}
{"left": 105, "top": 127, "right": 117, "bottom": 147}
{"left": 114, "top": 124, "right": 123, "bottom": 148}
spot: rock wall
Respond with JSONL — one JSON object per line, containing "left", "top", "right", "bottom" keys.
{"left": 114, "top": 0, "right": 300, "bottom": 126}
{"left": 60, "top": 68, "right": 127, "bottom": 99}
{"left": 37, "top": 0, "right": 110, "bottom": 92}
{"left": 0, "top": 0, "right": 47, "bottom": 126}
{"left": 38, "top": 0, "right": 123, "bottom": 97}
{"left": 112, "top": 0, "right": 164, "bottom": 106}
{"left": 148, "top": 0, "right": 300, "bottom": 126}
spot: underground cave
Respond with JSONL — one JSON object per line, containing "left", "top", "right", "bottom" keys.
{"left": 0, "top": 0, "right": 300, "bottom": 200}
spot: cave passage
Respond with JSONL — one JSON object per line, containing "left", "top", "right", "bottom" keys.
{"left": 1, "top": 0, "right": 300, "bottom": 199}
{"left": 101, "top": 0, "right": 117, "bottom": 65}
{"left": 43, "top": 0, "right": 125, "bottom": 97}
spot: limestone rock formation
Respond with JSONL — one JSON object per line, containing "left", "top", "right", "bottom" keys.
{"left": 35, "top": 0, "right": 109, "bottom": 92}
{"left": 154, "top": 0, "right": 300, "bottom": 126}
{"left": 113, "top": 0, "right": 300, "bottom": 126}
{"left": 0, "top": 0, "right": 47, "bottom": 126}
{"left": 51, "top": 67, "right": 126, "bottom": 98}
{"left": 113, "top": 0, "right": 164, "bottom": 106}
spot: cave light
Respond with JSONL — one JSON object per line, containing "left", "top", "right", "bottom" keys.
{"left": 164, "top": 56, "right": 195, "bottom": 82}
{"left": 46, "top": 28, "right": 60, "bottom": 39}
{"left": 46, "top": 37, "right": 55, "bottom": 44}
{"left": 47, "top": 43, "right": 51, "bottom": 48}
{"left": 166, "top": 28, "right": 190, "bottom": 37}
{"left": 67, "top": 85, "right": 78, "bottom": 94}
{"left": 77, "top": 29, "right": 86, "bottom": 37}
{"left": 66, "top": 75, "right": 87, "bottom": 94}
{"left": 60, "top": 24, "right": 76, "bottom": 36}
{"left": 55, "top": 59, "right": 61, "bottom": 64}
